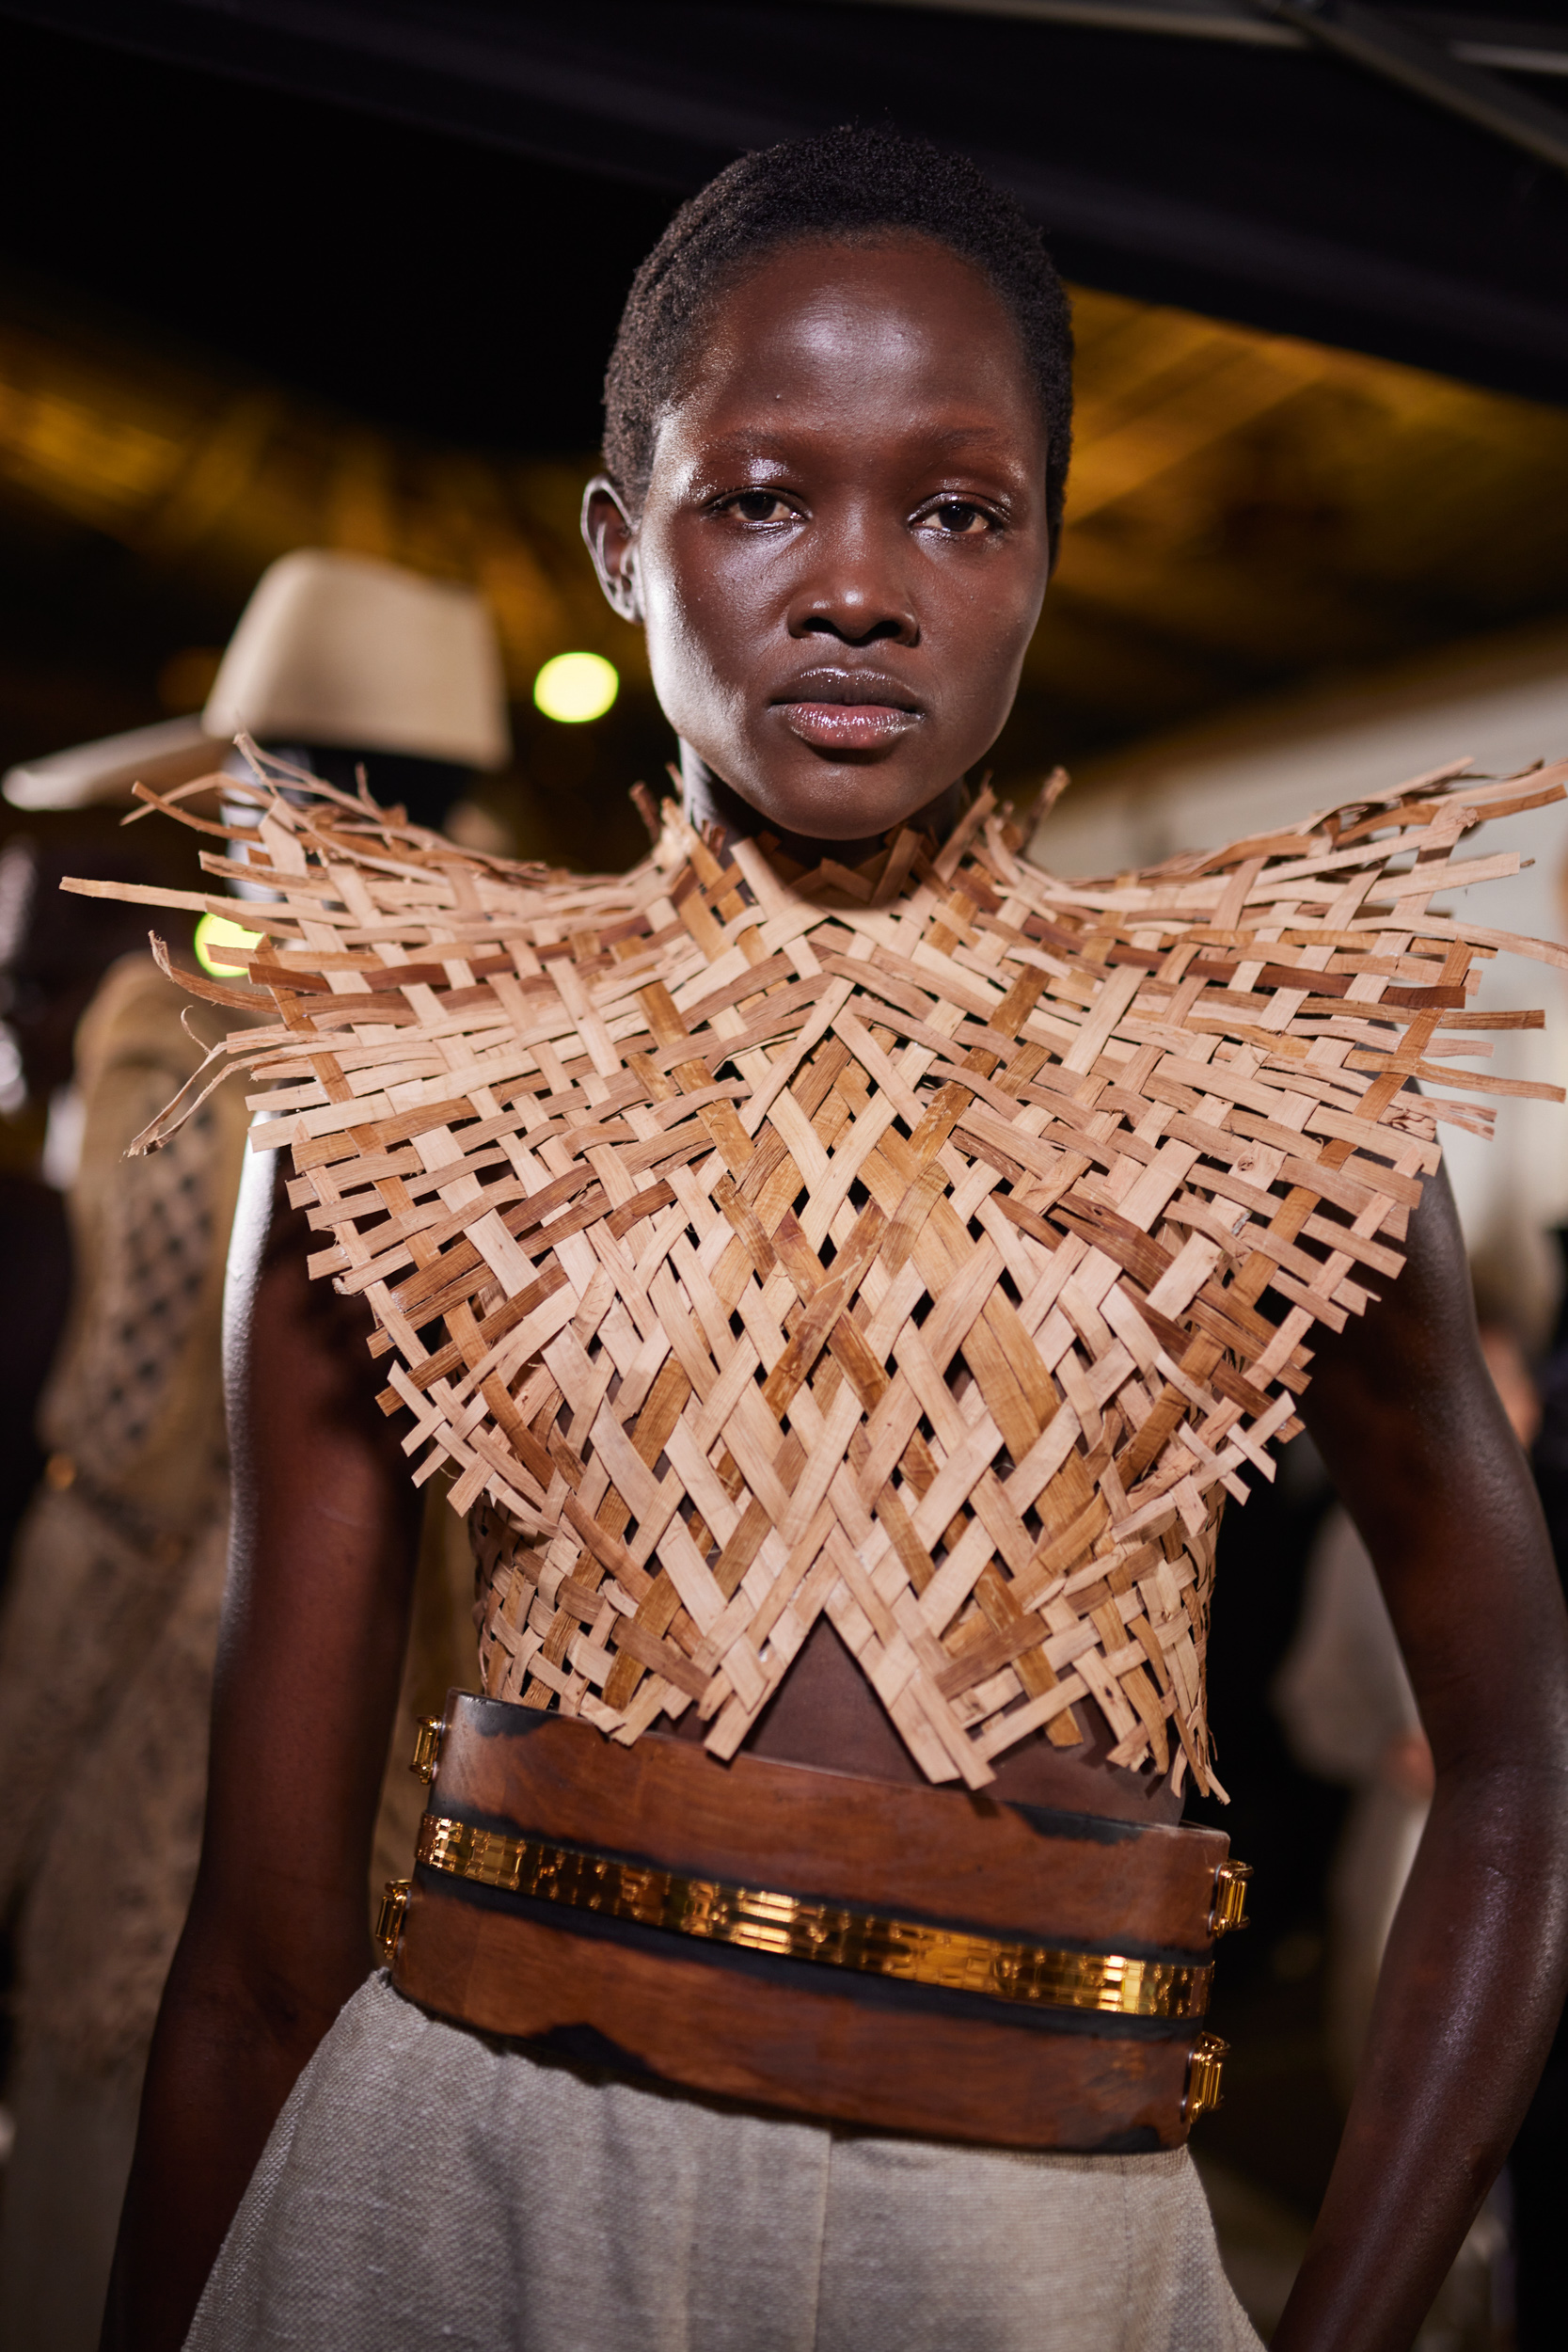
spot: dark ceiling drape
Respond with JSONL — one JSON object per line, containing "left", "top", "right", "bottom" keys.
{"left": 0, "top": 0, "right": 1564, "bottom": 404}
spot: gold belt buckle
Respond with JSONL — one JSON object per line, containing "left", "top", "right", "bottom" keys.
{"left": 374, "top": 1878, "right": 411, "bottom": 1966}
{"left": 409, "top": 1715, "right": 444, "bottom": 1785}
{"left": 1184, "top": 2031, "right": 1229, "bottom": 2121}
{"left": 1209, "top": 1861, "right": 1252, "bottom": 1936}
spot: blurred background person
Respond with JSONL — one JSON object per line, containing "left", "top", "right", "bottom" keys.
{"left": 0, "top": 548, "right": 509, "bottom": 2352}
{"left": 0, "top": 760, "right": 225, "bottom": 1590}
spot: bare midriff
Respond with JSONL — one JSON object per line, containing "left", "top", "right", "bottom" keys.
{"left": 669, "top": 1613, "right": 1186, "bottom": 1825}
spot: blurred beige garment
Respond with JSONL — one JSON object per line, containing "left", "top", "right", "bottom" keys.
{"left": 0, "top": 954, "right": 247, "bottom": 2351}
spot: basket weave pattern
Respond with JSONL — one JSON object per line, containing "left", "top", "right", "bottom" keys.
{"left": 84, "top": 753, "right": 1566, "bottom": 1792}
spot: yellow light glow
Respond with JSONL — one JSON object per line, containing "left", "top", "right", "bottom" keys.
{"left": 195, "top": 911, "right": 262, "bottom": 977}
{"left": 533, "top": 650, "right": 619, "bottom": 723}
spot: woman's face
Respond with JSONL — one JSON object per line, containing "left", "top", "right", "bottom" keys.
{"left": 584, "top": 233, "right": 1053, "bottom": 844}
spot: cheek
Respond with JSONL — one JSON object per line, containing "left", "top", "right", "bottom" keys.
{"left": 640, "top": 568, "right": 721, "bottom": 737}
{"left": 639, "top": 524, "right": 762, "bottom": 722}
{"left": 933, "top": 563, "right": 1042, "bottom": 709}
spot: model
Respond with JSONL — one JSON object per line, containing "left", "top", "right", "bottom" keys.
{"left": 87, "top": 128, "right": 1568, "bottom": 2352}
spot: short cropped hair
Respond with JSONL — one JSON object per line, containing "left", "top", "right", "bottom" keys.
{"left": 603, "top": 125, "right": 1074, "bottom": 555}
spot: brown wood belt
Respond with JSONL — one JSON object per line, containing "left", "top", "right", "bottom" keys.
{"left": 380, "top": 1694, "right": 1248, "bottom": 2152}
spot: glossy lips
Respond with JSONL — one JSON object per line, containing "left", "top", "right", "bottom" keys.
{"left": 774, "top": 669, "right": 922, "bottom": 756}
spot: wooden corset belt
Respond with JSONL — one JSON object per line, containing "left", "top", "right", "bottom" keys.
{"left": 378, "top": 1694, "right": 1249, "bottom": 2150}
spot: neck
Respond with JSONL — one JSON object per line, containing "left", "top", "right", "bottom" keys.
{"left": 678, "top": 745, "right": 968, "bottom": 872}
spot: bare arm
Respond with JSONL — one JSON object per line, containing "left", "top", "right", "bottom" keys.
{"left": 101, "top": 1149, "right": 422, "bottom": 2352}
{"left": 1275, "top": 1163, "right": 1568, "bottom": 2352}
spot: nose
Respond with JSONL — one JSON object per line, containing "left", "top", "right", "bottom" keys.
{"left": 785, "top": 509, "right": 918, "bottom": 647}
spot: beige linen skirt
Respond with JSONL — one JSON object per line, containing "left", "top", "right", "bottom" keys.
{"left": 184, "top": 1973, "right": 1262, "bottom": 2352}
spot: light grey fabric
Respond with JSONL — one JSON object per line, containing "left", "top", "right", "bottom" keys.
{"left": 185, "top": 1973, "right": 1262, "bottom": 2352}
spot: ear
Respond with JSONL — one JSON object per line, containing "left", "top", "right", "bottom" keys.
{"left": 581, "top": 476, "right": 641, "bottom": 623}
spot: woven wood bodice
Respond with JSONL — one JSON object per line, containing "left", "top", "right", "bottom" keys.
{"left": 83, "top": 749, "right": 1566, "bottom": 1793}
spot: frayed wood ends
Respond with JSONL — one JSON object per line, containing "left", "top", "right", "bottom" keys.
{"left": 76, "top": 748, "right": 1567, "bottom": 1791}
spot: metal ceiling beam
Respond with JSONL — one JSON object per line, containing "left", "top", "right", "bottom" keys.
{"left": 843, "top": 0, "right": 1303, "bottom": 41}
{"left": 846, "top": 1, "right": 1568, "bottom": 173}
{"left": 1255, "top": 1, "right": 1568, "bottom": 175}
{"left": 840, "top": 0, "right": 1568, "bottom": 76}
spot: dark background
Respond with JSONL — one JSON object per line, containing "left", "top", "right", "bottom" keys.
{"left": 3, "top": 3, "right": 1567, "bottom": 407}
{"left": 0, "top": 6, "right": 1566, "bottom": 867}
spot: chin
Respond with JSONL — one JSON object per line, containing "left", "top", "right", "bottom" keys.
{"left": 750, "top": 757, "right": 939, "bottom": 844}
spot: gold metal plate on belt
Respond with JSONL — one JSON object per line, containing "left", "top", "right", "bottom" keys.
{"left": 414, "top": 1813, "right": 1212, "bottom": 2021}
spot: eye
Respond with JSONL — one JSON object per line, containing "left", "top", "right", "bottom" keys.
{"left": 922, "top": 501, "right": 996, "bottom": 537}
{"left": 723, "top": 490, "right": 794, "bottom": 524}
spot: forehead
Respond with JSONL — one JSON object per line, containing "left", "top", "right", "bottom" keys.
{"left": 668, "top": 233, "right": 1043, "bottom": 456}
